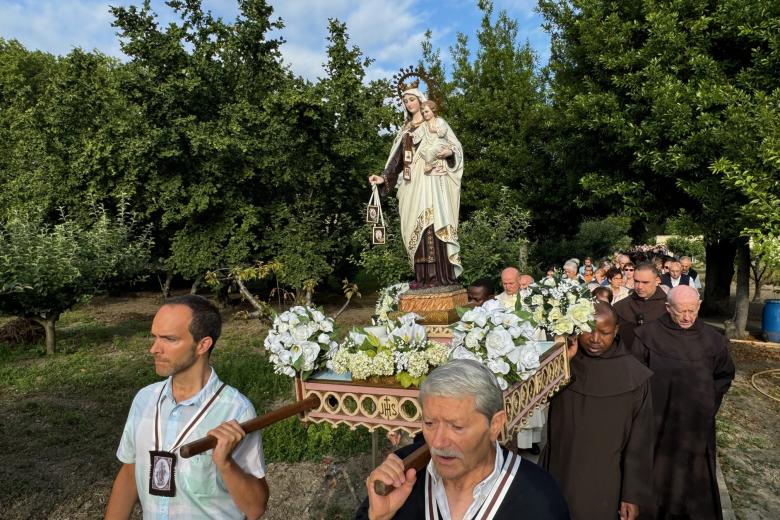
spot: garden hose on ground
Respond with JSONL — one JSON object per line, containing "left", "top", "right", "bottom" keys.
{"left": 751, "top": 369, "right": 780, "bottom": 403}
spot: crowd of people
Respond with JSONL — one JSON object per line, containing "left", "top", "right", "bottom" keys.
{"left": 105, "top": 249, "right": 732, "bottom": 520}
{"left": 450, "top": 254, "right": 733, "bottom": 520}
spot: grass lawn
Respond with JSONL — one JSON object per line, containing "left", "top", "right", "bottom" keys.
{"left": 0, "top": 293, "right": 373, "bottom": 519}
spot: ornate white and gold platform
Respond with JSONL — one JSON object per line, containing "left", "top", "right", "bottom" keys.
{"left": 294, "top": 340, "right": 570, "bottom": 443}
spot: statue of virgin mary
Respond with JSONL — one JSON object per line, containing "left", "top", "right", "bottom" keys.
{"left": 368, "top": 74, "right": 464, "bottom": 289}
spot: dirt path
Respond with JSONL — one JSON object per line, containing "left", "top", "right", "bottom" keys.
{"left": 717, "top": 343, "right": 780, "bottom": 520}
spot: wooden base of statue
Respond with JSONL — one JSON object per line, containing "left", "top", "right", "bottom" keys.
{"left": 392, "top": 285, "right": 466, "bottom": 343}
{"left": 294, "top": 340, "right": 570, "bottom": 443}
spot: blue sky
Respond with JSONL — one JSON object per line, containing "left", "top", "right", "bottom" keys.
{"left": 0, "top": 0, "right": 549, "bottom": 81}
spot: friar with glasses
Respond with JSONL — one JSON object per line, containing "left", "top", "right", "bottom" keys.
{"left": 357, "top": 359, "right": 570, "bottom": 520}
{"left": 632, "top": 286, "right": 735, "bottom": 520}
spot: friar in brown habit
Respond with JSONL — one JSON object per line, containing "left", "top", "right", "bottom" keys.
{"left": 633, "top": 285, "right": 735, "bottom": 520}
{"left": 614, "top": 263, "right": 667, "bottom": 349}
{"left": 541, "top": 302, "right": 654, "bottom": 520}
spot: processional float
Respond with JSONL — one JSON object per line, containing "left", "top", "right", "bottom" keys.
{"left": 179, "top": 281, "right": 582, "bottom": 495}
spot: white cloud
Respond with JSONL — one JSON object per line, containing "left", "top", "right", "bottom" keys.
{"left": 268, "top": 0, "right": 430, "bottom": 81}
{"left": 0, "top": 1, "right": 116, "bottom": 56}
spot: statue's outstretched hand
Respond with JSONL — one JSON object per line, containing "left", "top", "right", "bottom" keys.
{"left": 368, "top": 175, "right": 385, "bottom": 185}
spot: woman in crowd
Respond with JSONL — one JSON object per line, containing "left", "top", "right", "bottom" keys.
{"left": 607, "top": 267, "right": 630, "bottom": 304}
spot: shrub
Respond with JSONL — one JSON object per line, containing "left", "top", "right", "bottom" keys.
{"left": 666, "top": 236, "right": 705, "bottom": 261}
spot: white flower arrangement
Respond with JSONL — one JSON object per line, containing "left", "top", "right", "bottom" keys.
{"left": 450, "top": 299, "right": 543, "bottom": 390}
{"left": 263, "top": 306, "right": 338, "bottom": 379}
{"left": 374, "top": 282, "right": 410, "bottom": 324}
{"left": 522, "top": 273, "right": 596, "bottom": 336}
{"left": 328, "top": 312, "right": 450, "bottom": 387}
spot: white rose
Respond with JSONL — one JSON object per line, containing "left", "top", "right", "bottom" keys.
{"left": 548, "top": 307, "right": 563, "bottom": 323}
{"left": 487, "top": 357, "right": 510, "bottom": 375}
{"left": 276, "top": 350, "right": 292, "bottom": 365}
{"left": 518, "top": 346, "right": 540, "bottom": 371}
{"left": 485, "top": 328, "right": 514, "bottom": 358}
{"left": 482, "top": 299, "right": 502, "bottom": 312}
{"left": 569, "top": 301, "right": 594, "bottom": 325}
{"left": 317, "top": 333, "right": 331, "bottom": 344}
{"left": 319, "top": 320, "right": 334, "bottom": 333}
{"left": 277, "top": 365, "right": 296, "bottom": 378}
{"left": 306, "top": 321, "right": 319, "bottom": 338}
{"left": 451, "top": 330, "right": 467, "bottom": 348}
{"left": 450, "top": 345, "right": 481, "bottom": 362}
{"left": 495, "top": 375, "right": 509, "bottom": 390}
{"left": 552, "top": 316, "right": 575, "bottom": 335}
{"left": 465, "top": 328, "right": 486, "bottom": 350}
{"left": 348, "top": 331, "right": 367, "bottom": 346}
{"left": 531, "top": 294, "right": 544, "bottom": 306}
{"left": 462, "top": 308, "right": 488, "bottom": 328}
{"left": 291, "top": 325, "right": 310, "bottom": 342}
{"left": 501, "top": 313, "right": 520, "bottom": 328}
{"left": 311, "top": 309, "right": 325, "bottom": 322}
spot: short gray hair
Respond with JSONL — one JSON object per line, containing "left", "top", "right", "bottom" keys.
{"left": 419, "top": 359, "right": 504, "bottom": 421}
{"left": 563, "top": 260, "right": 578, "bottom": 272}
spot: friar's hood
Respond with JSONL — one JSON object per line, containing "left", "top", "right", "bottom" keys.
{"left": 634, "top": 313, "right": 725, "bottom": 361}
{"left": 568, "top": 338, "right": 653, "bottom": 397}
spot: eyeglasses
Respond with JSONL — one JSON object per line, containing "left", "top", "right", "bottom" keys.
{"left": 624, "top": 268, "right": 634, "bottom": 271}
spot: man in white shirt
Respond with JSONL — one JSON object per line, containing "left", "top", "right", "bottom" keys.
{"left": 680, "top": 256, "right": 702, "bottom": 290}
{"left": 105, "top": 295, "right": 268, "bottom": 520}
{"left": 660, "top": 261, "right": 696, "bottom": 290}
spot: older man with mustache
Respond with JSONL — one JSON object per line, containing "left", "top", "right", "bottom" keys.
{"left": 357, "top": 359, "right": 569, "bottom": 519}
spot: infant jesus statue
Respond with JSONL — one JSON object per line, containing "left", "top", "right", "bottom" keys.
{"left": 419, "top": 100, "right": 452, "bottom": 176}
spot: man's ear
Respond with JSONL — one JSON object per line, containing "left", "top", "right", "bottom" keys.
{"left": 196, "top": 336, "right": 213, "bottom": 356}
{"left": 489, "top": 410, "right": 507, "bottom": 441}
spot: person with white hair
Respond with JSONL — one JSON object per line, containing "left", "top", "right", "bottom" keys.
{"left": 368, "top": 80, "right": 464, "bottom": 289}
{"left": 562, "top": 260, "right": 584, "bottom": 285}
{"left": 357, "top": 359, "right": 570, "bottom": 519}
{"left": 633, "top": 286, "right": 735, "bottom": 519}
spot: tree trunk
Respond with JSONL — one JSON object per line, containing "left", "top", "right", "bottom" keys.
{"left": 729, "top": 239, "right": 750, "bottom": 339}
{"left": 163, "top": 271, "right": 173, "bottom": 299}
{"left": 235, "top": 277, "right": 272, "bottom": 322}
{"left": 750, "top": 260, "right": 765, "bottom": 302}
{"left": 702, "top": 238, "right": 737, "bottom": 314}
{"left": 190, "top": 275, "right": 203, "bottom": 295}
{"left": 32, "top": 315, "right": 59, "bottom": 355}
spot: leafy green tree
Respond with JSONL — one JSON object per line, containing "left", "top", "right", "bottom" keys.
{"left": 538, "top": 0, "right": 780, "bottom": 322}
{"left": 574, "top": 216, "right": 632, "bottom": 260}
{"left": 0, "top": 207, "right": 152, "bottom": 354}
{"left": 665, "top": 236, "right": 705, "bottom": 261}
{"left": 108, "top": 0, "right": 286, "bottom": 283}
{"left": 446, "top": 2, "right": 550, "bottom": 217}
{"left": 458, "top": 191, "right": 531, "bottom": 285}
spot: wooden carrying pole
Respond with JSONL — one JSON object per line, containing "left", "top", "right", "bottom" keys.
{"left": 179, "top": 394, "right": 320, "bottom": 458}
{"left": 373, "top": 443, "right": 431, "bottom": 496}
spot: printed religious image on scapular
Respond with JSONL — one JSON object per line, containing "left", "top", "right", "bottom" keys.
{"left": 366, "top": 204, "right": 379, "bottom": 224}
{"left": 148, "top": 451, "right": 177, "bottom": 497}
{"left": 372, "top": 225, "right": 386, "bottom": 245}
